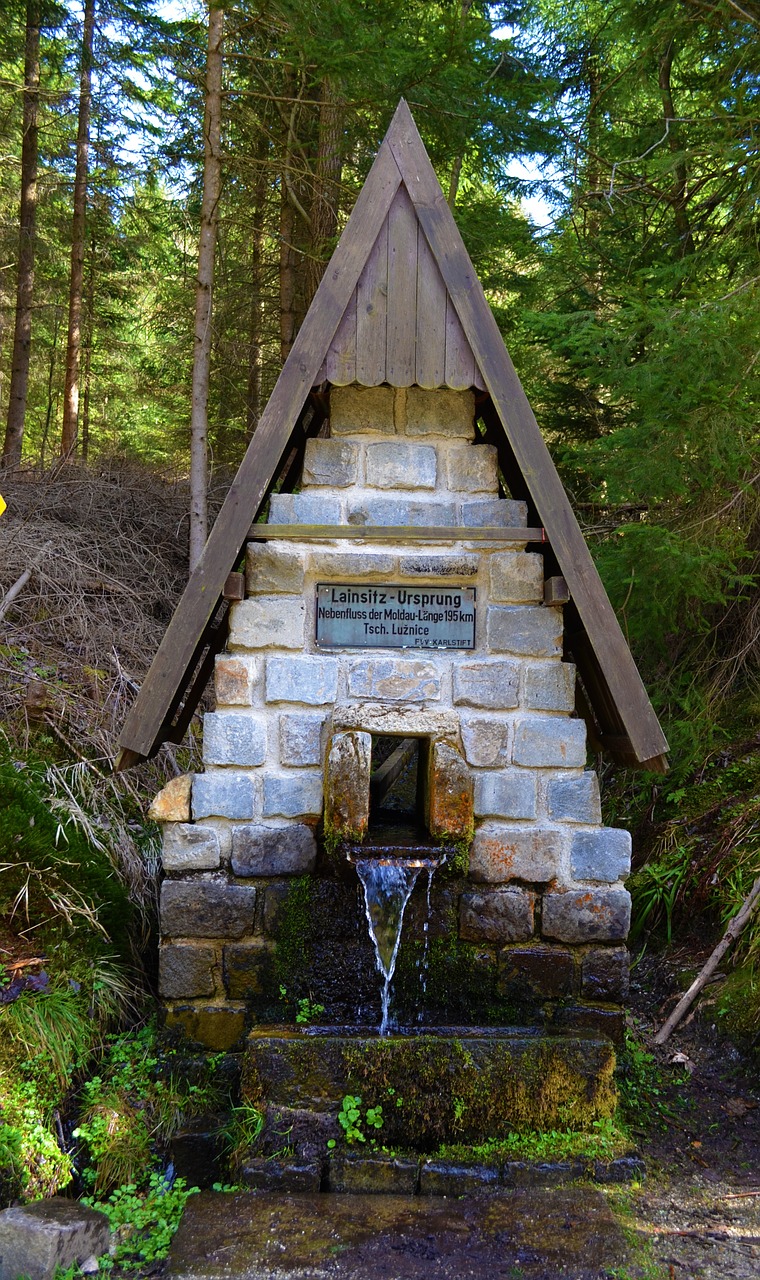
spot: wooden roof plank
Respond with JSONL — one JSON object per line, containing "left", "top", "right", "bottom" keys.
{"left": 415, "top": 225, "right": 446, "bottom": 388}
{"left": 356, "top": 219, "right": 389, "bottom": 386}
{"left": 445, "top": 293, "right": 477, "bottom": 390}
{"left": 386, "top": 102, "right": 668, "bottom": 765}
{"left": 118, "top": 140, "right": 402, "bottom": 761}
{"left": 325, "top": 289, "right": 357, "bottom": 385}
{"left": 386, "top": 185, "right": 418, "bottom": 386}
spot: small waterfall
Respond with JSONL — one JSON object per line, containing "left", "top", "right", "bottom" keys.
{"left": 355, "top": 859, "right": 421, "bottom": 1036}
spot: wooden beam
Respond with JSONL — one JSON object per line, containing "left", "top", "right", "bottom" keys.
{"left": 386, "top": 101, "right": 668, "bottom": 767}
{"left": 248, "top": 525, "right": 545, "bottom": 543}
{"left": 117, "top": 139, "right": 403, "bottom": 763}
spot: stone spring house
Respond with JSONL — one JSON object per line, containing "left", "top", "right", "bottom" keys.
{"left": 117, "top": 102, "right": 668, "bottom": 1053}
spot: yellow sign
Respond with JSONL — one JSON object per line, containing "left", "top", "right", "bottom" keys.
{"left": 0, "top": 494, "right": 5, "bottom": 518}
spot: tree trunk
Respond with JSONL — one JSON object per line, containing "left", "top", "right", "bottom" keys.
{"left": 245, "top": 135, "right": 268, "bottom": 440}
{"left": 60, "top": 0, "right": 95, "bottom": 459}
{"left": 658, "top": 40, "right": 695, "bottom": 257}
{"left": 81, "top": 230, "right": 96, "bottom": 463}
{"left": 279, "top": 160, "right": 297, "bottom": 364}
{"left": 189, "top": 1, "right": 224, "bottom": 573}
{"left": 3, "top": 0, "right": 41, "bottom": 469}
{"left": 305, "top": 77, "right": 343, "bottom": 307}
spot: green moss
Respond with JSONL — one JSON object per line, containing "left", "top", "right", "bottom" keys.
{"left": 437, "top": 829, "right": 474, "bottom": 878}
{"left": 343, "top": 1036, "right": 617, "bottom": 1152}
{"left": 714, "top": 965, "right": 760, "bottom": 1041}
{"left": 437, "top": 1116, "right": 630, "bottom": 1165}
{"left": 273, "top": 876, "right": 314, "bottom": 998}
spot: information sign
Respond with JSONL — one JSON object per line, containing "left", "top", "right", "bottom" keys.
{"left": 316, "top": 583, "right": 476, "bottom": 650}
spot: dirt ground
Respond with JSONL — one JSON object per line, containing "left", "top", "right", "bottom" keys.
{"left": 168, "top": 949, "right": 760, "bottom": 1280}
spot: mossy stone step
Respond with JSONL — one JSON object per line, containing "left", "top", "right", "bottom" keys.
{"left": 242, "top": 1026, "right": 616, "bottom": 1149}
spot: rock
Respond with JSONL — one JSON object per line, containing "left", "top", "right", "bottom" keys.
{"left": 546, "top": 773, "right": 601, "bottom": 824}
{"left": 473, "top": 770, "right": 537, "bottom": 820}
{"left": 469, "top": 824, "right": 563, "bottom": 883}
{"left": 223, "top": 941, "right": 275, "bottom": 1000}
{"left": 164, "top": 1004, "right": 247, "bottom": 1052}
{"left": 405, "top": 386, "right": 475, "bottom": 437}
{"left": 330, "top": 383, "right": 396, "bottom": 434}
{"left": 160, "top": 880, "right": 256, "bottom": 939}
{"left": 419, "top": 1161, "right": 500, "bottom": 1195}
{"left": 570, "top": 828, "right": 632, "bottom": 883}
{"left": 459, "top": 888, "right": 535, "bottom": 943}
{"left": 486, "top": 606, "right": 563, "bottom": 657}
{"left": 442, "top": 443, "right": 499, "bottom": 493}
{"left": 267, "top": 492, "right": 343, "bottom": 525}
{"left": 489, "top": 552, "right": 544, "bottom": 603}
{"left": 324, "top": 731, "right": 372, "bottom": 840}
{"left": 265, "top": 655, "right": 339, "bottom": 705}
{"left": 214, "top": 655, "right": 258, "bottom": 706}
{"left": 239, "top": 1158, "right": 321, "bottom": 1192}
{"left": 302, "top": 438, "right": 358, "bottom": 487}
{"left": 499, "top": 945, "right": 575, "bottom": 999}
{"left": 347, "top": 656, "right": 441, "bottom": 702}
{"left": 452, "top": 660, "right": 519, "bottom": 709}
{"left": 459, "top": 716, "right": 510, "bottom": 767}
{"left": 329, "top": 1153, "right": 420, "bottom": 1194}
{"left": 262, "top": 772, "right": 323, "bottom": 819}
{"left": 365, "top": 441, "right": 437, "bottom": 489}
{"left": 228, "top": 597, "right": 305, "bottom": 650}
{"left": 279, "top": 712, "right": 326, "bottom": 766}
{"left": 162, "top": 824, "right": 221, "bottom": 873}
{"left": 231, "top": 824, "right": 317, "bottom": 876}
{"left": 427, "top": 740, "right": 473, "bottom": 840}
{"left": 147, "top": 773, "right": 192, "bottom": 822}
{"left": 245, "top": 544, "right": 305, "bottom": 594}
{"left": 581, "top": 948, "right": 630, "bottom": 1002}
{"left": 192, "top": 771, "right": 259, "bottom": 821}
{"left": 512, "top": 715, "right": 587, "bottom": 767}
{"left": 522, "top": 661, "right": 576, "bottom": 711}
{"left": 0, "top": 1199, "right": 110, "bottom": 1280}
{"left": 542, "top": 889, "right": 631, "bottom": 944}
{"left": 159, "top": 943, "right": 217, "bottom": 998}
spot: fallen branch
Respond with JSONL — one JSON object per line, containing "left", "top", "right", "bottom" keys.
{"left": 654, "top": 875, "right": 760, "bottom": 1045}
{"left": 0, "top": 566, "right": 32, "bottom": 622}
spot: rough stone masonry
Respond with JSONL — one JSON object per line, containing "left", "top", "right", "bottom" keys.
{"left": 152, "top": 385, "right": 631, "bottom": 1052}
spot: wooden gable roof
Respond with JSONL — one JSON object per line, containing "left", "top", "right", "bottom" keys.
{"left": 116, "top": 100, "right": 668, "bottom": 773}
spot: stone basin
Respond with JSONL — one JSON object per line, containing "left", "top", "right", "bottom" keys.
{"left": 243, "top": 1026, "right": 617, "bottom": 1149}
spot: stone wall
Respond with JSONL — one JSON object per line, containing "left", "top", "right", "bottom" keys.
{"left": 156, "top": 385, "right": 631, "bottom": 1051}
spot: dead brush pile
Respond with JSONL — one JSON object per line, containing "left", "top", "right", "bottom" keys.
{"left": 0, "top": 459, "right": 208, "bottom": 944}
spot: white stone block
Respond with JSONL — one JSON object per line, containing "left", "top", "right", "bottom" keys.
{"left": 268, "top": 492, "right": 342, "bottom": 524}
{"left": 346, "top": 497, "right": 457, "bottom": 526}
{"left": 469, "top": 823, "right": 564, "bottom": 883}
{"left": 474, "top": 771, "right": 538, "bottom": 820}
{"left": 398, "top": 553, "right": 478, "bottom": 578}
{"left": 309, "top": 550, "right": 396, "bottom": 579}
{"left": 443, "top": 443, "right": 498, "bottom": 493}
{"left": 228, "top": 597, "right": 305, "bottom": 650}
{"left": 192, "top": 772, "right": 260, "bottom": 820}
{"left": 263, "top": 771, "right": 323, "bottom": 818}
{"left": 266, "top": 655, "right": 339, "bottom": 705}
{"left": 330, "top": 384, "right": 396, "bottom": 434}
{"left": 202, "top": 712, "right": 266, "bottom": 767}
{"left": 571, "top": 828, "right": 631, "bottom": 883}
{"left": 513, "top": 716, "right": 587, "bottom": 768}
{"left": 489, "top": 553, "right": 544, "bottom": 603}
{"left": 302, "top": 438, "right": 358, "bottom": 487}
{"left": 162, "top": 824, "right": 221, "bottom": 872}
{"left": 405, "top": 387, "right": 475, "bottom": 437}
{"left": 461, "top": 498, "right": 528, "bottom": 527}
{"left": 459, "top": 715, "right": 510, "bottom": 766}
{"left": 365, "top": 442, "right": 437, "bottom": 489}
{"left": 486, "top": 606, "right": 562, "bottom": 657}
{"left": 546, "top": 772, "right": 601, "bottom": 824}
{"left": 452, "top": 660, "right": 520, "bottom": 709}
{"left": 279, "top": 712, "right": 327, "bottom": 766}
{"left": 347, "top": 656, "right": 441, "bottom": 702}
{"left": 523, "top": 662, "right": 576, "bottom": 711}
{"left": 246, "top": 543, "right": 305, "bottom": 594}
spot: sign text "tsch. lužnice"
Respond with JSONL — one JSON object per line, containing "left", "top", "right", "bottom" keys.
{"left": 315, "top": 583, "right": 476, "bottom": 650}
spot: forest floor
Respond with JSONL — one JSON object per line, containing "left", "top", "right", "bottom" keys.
{"left": 166, "top": 948, "right": 760, "bottom": 1280}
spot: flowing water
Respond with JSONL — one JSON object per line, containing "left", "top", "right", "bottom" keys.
{"left": 355, "top": 856, "right": 442, "bottom": 1036}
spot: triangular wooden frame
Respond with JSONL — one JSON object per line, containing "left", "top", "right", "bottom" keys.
{"left": 117, "top": 101, "right": 668, "bottom": 772}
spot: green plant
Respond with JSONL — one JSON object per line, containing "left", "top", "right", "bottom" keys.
{"left": 83, "top": 1171, "right": 198, "bottom": 1270}
{"left": 279, "top": 985, "right": 325, "bottom": 1025}
{"left": 438, "top": 1116, "right": 629, "bottom": 1165}
{"left": 220, "top": 1103, "right": 265, "bottom": 1168}
{"left": 0, "top": 1078, "right": 73, "bottom": 1201}
{"left": 629, "top": 843, "right": 692, "bottom": 945}
{"left": 328, "top": 1094, "right": 385, "bottom": 1148}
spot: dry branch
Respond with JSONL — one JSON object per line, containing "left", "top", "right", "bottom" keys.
{"left": 654, "top": 875, "right": 760, "bottom": 1045}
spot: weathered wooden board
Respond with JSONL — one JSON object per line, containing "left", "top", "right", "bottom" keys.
{"left": 325, "top": 290, "right": 357, "bottom": 386}
{"left": 249, "top": 525, "right": 543, "bottom": 542}
{"left": 387, "top": 101, "right": 668, "bottom": 767}
{"left": 356, "top": 220, "right": 388, "bottom": 386}
{"left": 415, "top": 227, "right": 446, "bottom": 388}
{"left": 117, "top": 139, "right": 402, "bottom": 763}
{"left": 386, "top": 185, "right": 418, "bottom": 386}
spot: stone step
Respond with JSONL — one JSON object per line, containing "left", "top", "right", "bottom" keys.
{"left": 242, "top": 1025, "right": 617, "bottom": 1151}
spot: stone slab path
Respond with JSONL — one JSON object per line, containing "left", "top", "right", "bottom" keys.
{"left": 167, "top": 1188, "right": 633, "bottom": 1279}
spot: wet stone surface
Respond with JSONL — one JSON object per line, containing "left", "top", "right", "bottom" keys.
{"left": 167, "top": 1188, "right": 632, "bottom": 1279}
